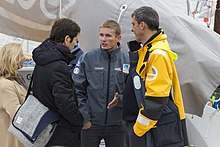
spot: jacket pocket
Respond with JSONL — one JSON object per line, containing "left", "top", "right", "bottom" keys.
{"left": 87, "top": 71, "right": 104, "bottom": 89}
{"left": 152, "top": 110, "right": 183, "bottom": 146}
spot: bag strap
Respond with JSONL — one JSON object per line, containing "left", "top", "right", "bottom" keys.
{"left": 25, "top": 71, "right": 34, "bottom": 100}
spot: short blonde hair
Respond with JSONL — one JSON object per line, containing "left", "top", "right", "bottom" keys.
{"left": 100, "top": 20, "right": 121, "bottom": 36}
{"left": 0, "top": 43, "right": 23, "bottom": 78}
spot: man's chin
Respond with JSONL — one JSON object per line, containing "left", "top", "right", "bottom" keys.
{"left": 101, "top": 47, "right": 110, "bottom": 50}
{"left": 135, "top": 38, "right": 142, "bottom": 43}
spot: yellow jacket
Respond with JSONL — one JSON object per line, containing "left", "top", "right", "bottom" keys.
{"left": 133, "top": 31, "right": 186, "bottom": 137}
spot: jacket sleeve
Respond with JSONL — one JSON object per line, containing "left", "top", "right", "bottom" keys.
{"left": 134, "top": 50, "right": 172, "bottom": 137}
{"left": 116, "top": 71, "right": 130, "bottom": 107}
{"left": 1, "top": 83, "right": 22, "bottom": 119}
{"left": 116, "top": 52, "right": 130, "bottom": 107}
{"left": 72, "top": 55, "right": 91, "bottom": 123}
{"left": 51, "top": 65, "right": 83, "bottom": 126}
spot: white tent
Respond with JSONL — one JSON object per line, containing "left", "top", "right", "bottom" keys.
{"left": 1, "top": 0, "right": 220, "bottom": 146}
{"left": 1, "top": 0, "right": 220, "bottom": 116}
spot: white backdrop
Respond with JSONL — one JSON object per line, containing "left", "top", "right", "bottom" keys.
{"left": 0, "top": 0, "right": 220, "bottom": 116}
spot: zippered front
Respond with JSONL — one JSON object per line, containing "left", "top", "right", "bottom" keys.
{"left": 104, "top": 52, "right": 111, "bottom": 124}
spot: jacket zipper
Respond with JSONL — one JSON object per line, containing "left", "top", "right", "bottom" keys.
{"left": 104, "top": 52, "right": 111, "bottom": 124}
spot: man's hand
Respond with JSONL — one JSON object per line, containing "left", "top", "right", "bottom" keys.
{"left": 82, "top": 121, "right": 92, "bottom": 130}
{"left": 107, "top": 92, "right": 120, "bottom": 109}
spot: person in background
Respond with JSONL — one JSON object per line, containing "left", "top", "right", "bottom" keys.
{"left": 214, "top": 0, "right": 220, "bottom": 34}
{"left": 123, "top": 6, "right": 188, "bottom": 147}
{"left": 32, "top": 18, "right": 83, "bottom": 147}
{"left": 23, "top": 54, "right": 35, "bottom": 67}
{"left": 69, "top": 42, "right": 84, "bottom": 74}
{"left": 70, "top": 42, "right": 83, "bottom": 67}
{"left": 0, "top": 43, "right": 26, "bottom": 147}
{"left": 73, "top": 19, "right": 129, "bottom": 147}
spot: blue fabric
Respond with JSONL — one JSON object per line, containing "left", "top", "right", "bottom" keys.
{"left": 31, "top": 110, "right": 59, "bottom": 140}
{"left": 15, "top": 110, "right": 59, "bottom": 143}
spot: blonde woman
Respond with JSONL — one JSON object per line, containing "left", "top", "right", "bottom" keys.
{"left": 0, "top": 43, "right": 27, "bottom": 147}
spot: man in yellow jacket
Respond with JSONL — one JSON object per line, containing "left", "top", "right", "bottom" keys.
{"left": 123, "top": 6, "right": 188, "bottom": 147}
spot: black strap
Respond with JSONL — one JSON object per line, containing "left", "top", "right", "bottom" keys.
{"left": 25, "top": 72, "right": 34, "bottom": 100}
{"left": 138, "top": 49, "right": 150, "bottom": 74}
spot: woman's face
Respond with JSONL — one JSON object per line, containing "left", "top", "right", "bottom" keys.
{"left": 18, "top": 53, "right": 25, "bottom": 69}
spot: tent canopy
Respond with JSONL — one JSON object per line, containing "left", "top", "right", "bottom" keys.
{"left": 1, "top": 0, "right": 220, "bottom": 116}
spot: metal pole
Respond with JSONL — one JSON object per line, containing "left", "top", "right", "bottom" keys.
{"left": 59, "top": 0, "right": 62, "bottom": 18}
{"left": 187, "top": 0, "right": 190, "bottom": 16}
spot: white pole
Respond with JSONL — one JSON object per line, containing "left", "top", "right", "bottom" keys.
{"left": 59, "top": 0, "right": 62, "bottom": 18}
{"left": 27, "top": 40, "right": 29, "bottom": 54}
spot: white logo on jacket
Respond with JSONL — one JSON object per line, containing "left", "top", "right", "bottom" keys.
{"left": 94, "top": 67, "right": 104, "bottom": 70}
{"left": 115, "top": 67, "right": 121, "bottom": 71}
{"left": 73, "top": 67, "right": 80, "bottom": 74}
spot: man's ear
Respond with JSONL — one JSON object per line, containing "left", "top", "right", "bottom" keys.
{"left": 139, "top": 21, "right": 146, "bottom": 30}
{"left": 116, "top": 35, "right": 122, "bottom": 42}
{"left": 64, "top": 35, "right": 70, "bottom": 45}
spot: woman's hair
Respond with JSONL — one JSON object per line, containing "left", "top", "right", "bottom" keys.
{"left": 0, "top": 43, "right": 23, "bottom": 78}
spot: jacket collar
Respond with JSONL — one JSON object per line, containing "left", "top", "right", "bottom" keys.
{"left": 100, "top": 42, "right": 121, "bottom": 59}
{"left": 55, "top": 43, "right": 75, "bottom": 64}
{"left": 141, "top": 30, "right": 178, "bottom": 61}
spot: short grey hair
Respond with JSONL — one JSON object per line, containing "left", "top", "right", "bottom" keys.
{"left": 131, "top": 6, "right": 159, "bottom": 31}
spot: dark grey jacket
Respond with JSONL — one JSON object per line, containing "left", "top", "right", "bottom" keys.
{"left": 73, "top": 46, "right": 129, "bottom": 126}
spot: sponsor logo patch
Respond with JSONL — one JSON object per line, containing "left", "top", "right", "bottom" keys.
{"left": 123, "top": 64, "right": 130, "bottom": 74}
{"left": 146, "top": 66, "right": 158, "bottom": 81}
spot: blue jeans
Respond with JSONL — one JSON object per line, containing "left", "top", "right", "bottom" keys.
{"left": 81, "top": 125, "right": 126, "bottom": 147}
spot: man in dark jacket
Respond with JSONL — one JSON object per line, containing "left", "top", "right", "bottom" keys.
{"left": 69, "top": 42, "right": 84, "bottom": 74}
{"left": 73, "top": 20, "right": 129, "bottom": 147}
{"left": 32, "top": 18, "right": 83, "bottom": 147}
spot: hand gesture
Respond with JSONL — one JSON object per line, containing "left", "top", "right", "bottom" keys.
{"left": 107, "top": 92, "right": 120, "bottom": 109}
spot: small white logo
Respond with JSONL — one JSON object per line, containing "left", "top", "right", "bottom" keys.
{"left": 73, "top": 67, "right": 80, "bottom": 74}
{"left": 94, "top": 67, "right": 104, "bottom": 70}
{"left": 16, "top": 116, "right": 23, "bottom": 124}
{"left": 115, "top": 67, "right": 121, "bottom": 71}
